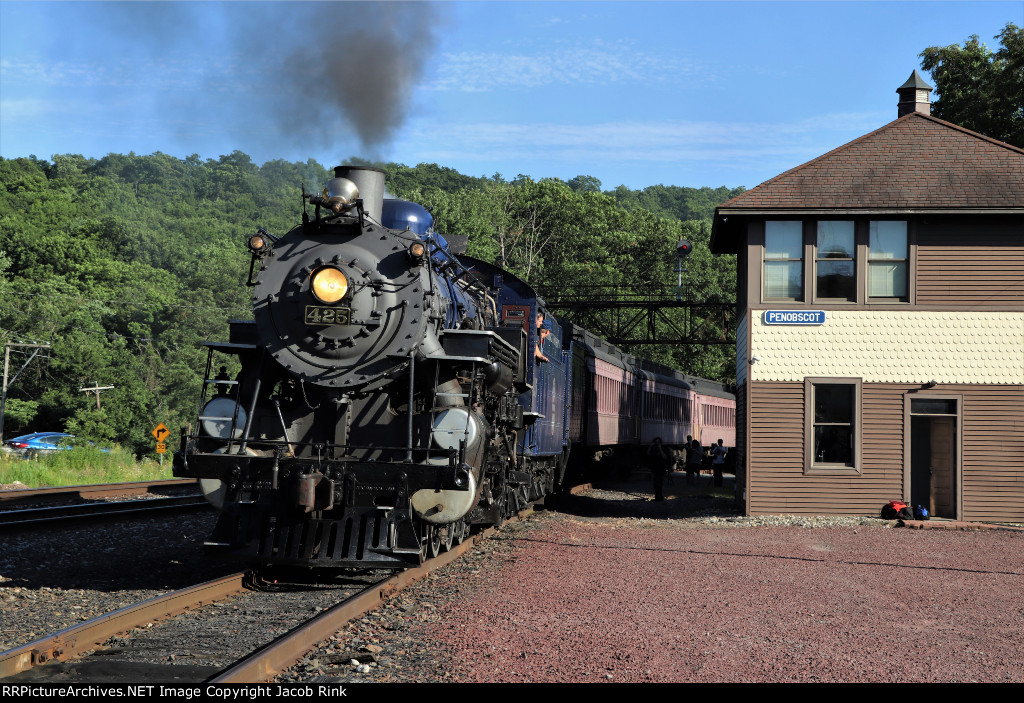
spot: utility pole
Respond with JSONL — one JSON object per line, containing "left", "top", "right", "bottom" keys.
{"left": 80, "top": 382, "right": 115, "bottom": 410}
{"left": 0, "top": 342, "right": 51, "bottom": 445}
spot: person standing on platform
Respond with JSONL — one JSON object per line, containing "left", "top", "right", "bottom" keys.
{"left": 712, "top": 438, "right": 728, "bottom": 487}
{"left": 647, "top": 437, "right": 670, "bottom": 501}
{"left": 685, "top": 437, "right": 703, "bottom": 485}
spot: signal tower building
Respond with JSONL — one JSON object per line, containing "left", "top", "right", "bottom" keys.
{"left": 711, "top": 72, "right": 1024, "bottom": 521}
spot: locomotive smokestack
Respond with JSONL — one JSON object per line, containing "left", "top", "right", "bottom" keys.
{"left": 335, "top": 166, "right": 386, "bottom": 223}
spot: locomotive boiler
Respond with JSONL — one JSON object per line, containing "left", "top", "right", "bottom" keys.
{"left": 174, "top": 166, "right": 536, "bottom": 568}
{"left": 174, "top": 164, "right": 738, "bottom": 571}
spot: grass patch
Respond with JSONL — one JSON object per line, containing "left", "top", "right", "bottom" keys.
{"left": 0, "top": 446, "right": 173, "bottom": 488}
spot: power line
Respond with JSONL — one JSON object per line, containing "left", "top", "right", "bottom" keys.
{"left": 0, "top": 326, "right": 52, "bottom": 346}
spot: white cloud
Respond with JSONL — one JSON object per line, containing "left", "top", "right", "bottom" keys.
{"left": 430, "top": 44, "right": 705, "bottom": 92}
{"left": 402, "top": 112, "right": 889, "bottom": 170}
{"left": 0, "top": 56, "right": 255, "bottom": 92}
{"left": 0, "top": 97, "right": 49, "bottom": 122}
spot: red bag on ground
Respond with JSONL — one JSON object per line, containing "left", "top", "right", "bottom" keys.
{"left": 880, "top": 500, "right": 908, "bottom": 520}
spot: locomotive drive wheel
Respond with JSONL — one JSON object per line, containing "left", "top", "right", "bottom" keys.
{"left": 517, "top": 483, "right": 531, "bottom": 509}
{"left": 449, "top": 518, "right": 467, "bottom": 545}
{"left": 443, "top": 524, "right": 455, "bottom": 552}
{"left": 502, "top": 484, "right": 518, "bottom": 519}
{"left": 429, "top": 525, "right": 442, "bottom": 558}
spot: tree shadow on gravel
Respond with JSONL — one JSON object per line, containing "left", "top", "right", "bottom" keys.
{"left": 0, "top": 513, "right": 241, "bottom": 593}
{"left": 548, "top": 470, "right": 742, "bottom": 521}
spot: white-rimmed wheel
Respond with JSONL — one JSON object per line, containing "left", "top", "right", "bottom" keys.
{"left": 428, "top": 524, "right": 442, "bottom": 558}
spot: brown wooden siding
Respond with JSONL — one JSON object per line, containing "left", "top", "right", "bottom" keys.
{"left": 959, "top": 385, "right": 1024, "bottom": 521}
{"left": 735, "top": 383, "right": 747, "bottom": 511}
{"left": 917, "top": 223, "right": 1024, "bottom": 305}
{"left": 748, "top": 381, "right": 1024, "bottom": 520}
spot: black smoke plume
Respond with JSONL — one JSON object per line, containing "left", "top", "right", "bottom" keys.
{"left": 86, "top": 2, "right": 443, "bottom": 156}
{"left": 256, "top": 2, "right": 441, "bottom": 152}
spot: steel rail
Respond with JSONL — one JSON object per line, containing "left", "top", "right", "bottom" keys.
{"left": 0, "top": 495, "right": 210, "bottom": 530}
{"left": 0, "top": 479, "right": 197, "bottom": 504}
{"left": 211, "top": 511, "right": 531, "bottom": 683}
{"left": 0, "top": 572, "right": 250, "bottom": 679}
{"left": 1, "top": 498, "right": 559, "bottom": 683}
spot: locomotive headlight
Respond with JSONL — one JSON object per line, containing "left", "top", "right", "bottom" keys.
{"left": 247, "top": 234, "right": 268, "bottom": 253}
{"left": 310, "top": 266, "right": 349, "bottom": 304}
{"left": 408, "top": 241, "right": 426, "bottom": 262}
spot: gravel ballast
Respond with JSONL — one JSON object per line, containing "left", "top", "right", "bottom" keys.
{"left": 4, "top": 475, "right": 1023, "bottom": 683}
{"left": 282, "top": 478, "right": 1024, "bottom": 683}
{"left": 0, "top": 511, "right": 232, "bottom": 652}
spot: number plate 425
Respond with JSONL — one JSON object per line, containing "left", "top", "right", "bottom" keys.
{"left": 305, "top": 306, "right": 351, "bottom": 326}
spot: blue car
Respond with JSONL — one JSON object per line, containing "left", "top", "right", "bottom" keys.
{"left": 4, "top": 432, "right": 84, "bottom": 457}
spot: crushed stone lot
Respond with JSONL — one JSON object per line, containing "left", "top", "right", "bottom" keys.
{"left": 286, "top": 477, "right": 1024, "bottom": 684}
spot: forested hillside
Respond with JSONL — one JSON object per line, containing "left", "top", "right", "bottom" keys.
{"left": 0, "top": 152, "right": 740, "bottom": 455}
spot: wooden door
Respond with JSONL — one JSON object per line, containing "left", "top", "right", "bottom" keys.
{"left": 929, "top": 416, "right": 956, "bottom": 518}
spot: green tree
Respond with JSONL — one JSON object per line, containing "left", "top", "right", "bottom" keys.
{"left": 920, "top": 22, "right": 1024, "bottom": 147}
{"left": 607, "top": 183, "right": 746, "bottom": 222}
{"left": 0, "top": 149, "right": 742, "bottom": 452}
{"left": 567, "top": 174, "right": 602, "bottom": 193}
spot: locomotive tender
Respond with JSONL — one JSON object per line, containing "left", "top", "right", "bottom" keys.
{"left": 173, "top": 165, "right": 735, "bottom": 569}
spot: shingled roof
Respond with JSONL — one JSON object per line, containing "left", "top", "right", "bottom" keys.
{"left": 711, "top": 112, "right": 1024, "bottom": 252}
{"left": 719, "top": 112, "right": 1024, "bottom": 211}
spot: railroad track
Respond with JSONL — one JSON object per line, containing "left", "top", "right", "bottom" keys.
{"left": 0, "top": 494, "right": 210, "bottom": 531}
{"left": 0, "top": 479, "right": 197, "bottom": 505}
{"left": 0, "top": 509, "right": 526, "bottom": 683}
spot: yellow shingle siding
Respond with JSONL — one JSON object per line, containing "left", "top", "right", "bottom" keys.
{"left": 750, "top": 311, "right": 1024, "bottom": 384}
{"left": 736, "top": 315, "right": 748, "bottom": 386}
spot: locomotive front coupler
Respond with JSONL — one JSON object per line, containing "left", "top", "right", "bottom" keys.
{"left": 296, "top": 471, "right": 334, "bottom": 513}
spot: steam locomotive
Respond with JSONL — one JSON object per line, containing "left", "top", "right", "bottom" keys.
{"left": 173, "top": 165, "right": 735, "bottom": 569}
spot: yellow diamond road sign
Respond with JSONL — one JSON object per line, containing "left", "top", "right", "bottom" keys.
{"left": 152, "top": 423, "right": 170, "bottom": 442}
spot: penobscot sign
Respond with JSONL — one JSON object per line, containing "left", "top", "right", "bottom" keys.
{"left": 763, "top": 310, "right": 826, "bottom": 325}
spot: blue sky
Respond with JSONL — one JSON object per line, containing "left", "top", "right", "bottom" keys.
{"left": 1, "top": 1, "right": 1021, "bottom": 190}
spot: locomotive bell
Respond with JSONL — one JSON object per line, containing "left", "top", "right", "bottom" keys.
{"left": 324, "top": 176, "right": 359, "bottom": 206}
{"left": 333, "top": 165, "right": 386, "bottom": 222}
